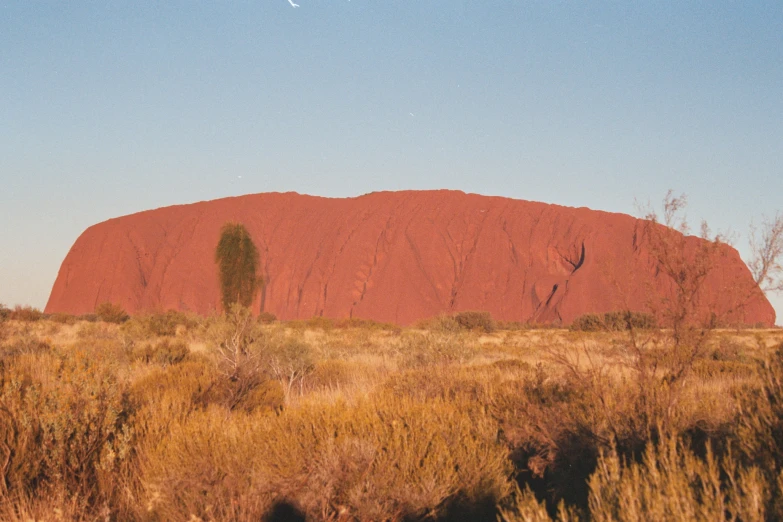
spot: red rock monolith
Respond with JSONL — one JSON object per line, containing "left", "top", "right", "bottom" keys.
{"left": 45, "top": 190, "right": 776, "bottom": 326}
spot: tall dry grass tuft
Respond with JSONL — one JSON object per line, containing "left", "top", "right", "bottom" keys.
{"left": 0, "top": 345, "right": 134, "bottom": 515}
{"left": 141, "top": 395, "right": 511, "bottom": 521}
{"left": 498, "top": 484, "right": 578, "bottom": 522}
{"left": 735, "top": 343, "right": 783, "bottom": 518}
{"left": 589, "top": 435, "right": 767, "bottom": 522}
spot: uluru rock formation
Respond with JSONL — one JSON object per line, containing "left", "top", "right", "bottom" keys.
{"left": 46, "top": 190, "right": 775, "bottom": 326}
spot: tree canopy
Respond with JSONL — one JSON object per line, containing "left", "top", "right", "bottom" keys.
{"left": 215, "top": 222, "right": 261, "bottom": 311}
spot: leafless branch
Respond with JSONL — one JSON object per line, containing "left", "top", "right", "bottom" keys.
{"left": 749, "top": 212, "right": 783, "bottom": 294}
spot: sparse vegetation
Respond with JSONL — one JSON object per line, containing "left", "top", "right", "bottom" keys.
{"left": 749, "top": 211, "right": 783, "bottom": 294}
{"left": 94, "top": 302, "right": 130, "bottom": 324}
{"left": 570, "top": 311, "right": 657, "bottom": 332}
{"left": 8, "top": 305, "right": 44, "bottom": 322}
{"left": 1, "top": 310, "right": 781, "bottom": 520}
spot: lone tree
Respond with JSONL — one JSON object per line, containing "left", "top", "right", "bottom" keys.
{"left": 215, "top": 222, "right": 261, "bottom": 311}
{"left": 749, "top": 211, "right": 783, "bottom": 295}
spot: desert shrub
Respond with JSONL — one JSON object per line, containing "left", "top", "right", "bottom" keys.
{"left": 602, "top": 311, "right": 657, "bottom": 331}
{"left": 491, "top": 358, "right": 535, "bottom": 375}
{"left": 454, "top": 310, "right": 496, "bottom": 332}
{"left": 257, "top": 311, "right": 277, "bottom": 324}
{"left": 233, "top": 379, "right": 285, "bottom": 414}
{"left": 0, "top": 347, "right": 134, "bottom": 507}
{"left": 0, "top": 304, "right": 10, "bottom": 321}
{"left": 204, "top": 304, "right": 270, "bottom": 410}
{"left": 399, "top": 331, "right": 478, "bottom": 368}
{"left": 734, "top": 344, "right": 783, "bottom": 517}
{"left": 75, "top": 320, "right": 117, "bottom": 340}
{"left": 94, "top": 302, "right": 129, "bottom": 324}
{"left": 570, "top": 311, "right": 657, "bottom": 332}
{"left": 491, "top": 334, "right": 755, "bottom": 514}
{"left": 692, "top": 358, "right": 757, "bottom": 379}
{"left": 569, "top": 311, "right": 658, "bottom": 332}
{"left": 265, "top": 337, "right": 315, "bottom": 402}
{"left": 46, "top": 312, "right": 78, "bottom": 325}
{"left": 132, "top": 338, "right": 189, "bottom": 366}
{"left": 0, "top": 337, "right": 52, "bottom": 358}
{"left": 496, "top": 320, "right": 533, "bottom": 331}
{"left": 8, "top": 306, "right": 44, "bottom": 322}
{"left": 305, "top": 358, "right": 387, "bottom": 398}
{"left": 490, "top": 361, "right": 664, "bottom": 509}
{"left": 589, "top": 435, "right": 768, "bottom": 522}
{"left": 307, "top": 358, "right": 360, "bottom": 391}
{"left": 129, "top": 357, "right": 219, "bottom": 442}
{"left": 139, "top": 406, "right": 275, "bottom": 521}
{"left": 335, "top": 316, "right": 401, "bottom": 332}
{"left": 142, "top": 396, "right": 511, "bottom": 521}
{"left": 710, "top": 335, "right": 746, "bottom": 362}
{"left": 380, "top": 365, "right": 497, "bottom": 405}
{"left": 121, "top": 309, "right": 198, "bottom": 338}
{"left": 569, "top": 313, "right": 604, "bottom": 332}
{"left": 419, "top": 312, "right": 500, "bottom": 333}
{"left": 305, "top": 316, "right": 335, "bottom": 330}
{"left": 78, "top": 313, "right": 98, "bottom": 322}
{"left": 415, "top": 314, "right": 462, "bottom": 332}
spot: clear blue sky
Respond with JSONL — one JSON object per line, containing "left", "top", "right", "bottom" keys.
{"left": 1, "top": 1, "right": 782, "bottom": 323}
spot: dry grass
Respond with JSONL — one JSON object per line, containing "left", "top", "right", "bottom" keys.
{"left": 1, "top": 312, "right": 782, "bottom": 520}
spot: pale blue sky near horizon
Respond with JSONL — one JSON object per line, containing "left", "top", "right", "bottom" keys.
{"left": 1, "top": 1, "right": 782, "bottom": 323}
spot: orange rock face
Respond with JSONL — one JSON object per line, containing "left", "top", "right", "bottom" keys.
{"left": 45, "top": 190, "right": 775, "bottom": 326}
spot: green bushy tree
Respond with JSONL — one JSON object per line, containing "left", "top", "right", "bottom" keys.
{"left": 214, "top": 222, "right": 261, "bottom": 311}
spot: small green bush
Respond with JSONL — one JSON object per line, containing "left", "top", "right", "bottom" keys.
{"left": 257, "top": 311, "right": 277, "bottom": 324}
{"left": 94, "top": 302, "right": 130, "bottom": 324}
{"left": 265, "top": 337, "right": 315, "bottom": 402}
{"left": 570, "top": 311, "right": 657, "bottom": 332}
{"left": 454, "top": 310, "right": 496, "bottom": 332}
{"left": 418, "top": 311, "right": 497, "bottom": 333}
{"left": 422, "top": 314, "right": 462, "bottom": 332}
{"left": 569, "top": 313, "right": 604, "bottom": 332}
{"left": 603, "top": 311, "right": 657, "bottom": 331}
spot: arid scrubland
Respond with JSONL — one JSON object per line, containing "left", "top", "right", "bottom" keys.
{"left": 1, "top": 306, "right": 782, "bottom": 521}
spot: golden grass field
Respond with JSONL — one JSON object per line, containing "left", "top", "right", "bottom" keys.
{"left": 1, "top": 308, "right": 782, "bottom": 521}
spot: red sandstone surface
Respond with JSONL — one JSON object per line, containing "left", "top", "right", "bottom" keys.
{"left": 46, "top": 190, "right": 775, "bottom": 326}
